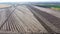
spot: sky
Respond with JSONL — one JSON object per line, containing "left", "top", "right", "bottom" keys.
{"left": 0, "top": 0, "right": 60, "bottom": 2}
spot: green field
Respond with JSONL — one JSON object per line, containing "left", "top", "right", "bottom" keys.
{"left": 35, "top": 4, "right": 60, "bottom": 10}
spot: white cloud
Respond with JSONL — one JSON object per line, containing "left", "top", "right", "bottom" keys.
{"left": 0, "top": 0, "right": 60, "bottom": 2}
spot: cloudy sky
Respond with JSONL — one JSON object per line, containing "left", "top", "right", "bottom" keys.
{"left": 0, "top": 0, "right": 60, "bottom": 2}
